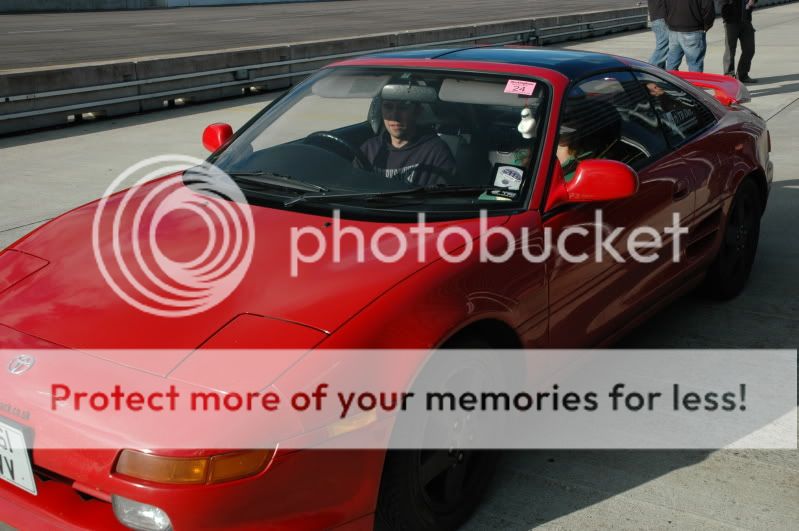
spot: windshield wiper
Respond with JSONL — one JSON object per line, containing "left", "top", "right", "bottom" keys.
{"left": 283, "top": 185, "right": 500, "bottom": 207}
{"left": 228, "top": 171, "right": 329, "bottom": 193}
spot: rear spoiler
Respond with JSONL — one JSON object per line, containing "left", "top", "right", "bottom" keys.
{"left": 668, "top": 71, "right": 751, "bottom": 106}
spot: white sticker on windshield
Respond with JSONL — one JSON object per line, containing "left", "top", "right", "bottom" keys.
{"left": 493, "top": 165, "right": 524, "bottom": 191}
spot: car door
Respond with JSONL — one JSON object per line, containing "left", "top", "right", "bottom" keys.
{"left": 545, "top": 71, "right": 695, "bottom": 347}
{"left": 633, "top": 71, "right": 724, "bottom": 265}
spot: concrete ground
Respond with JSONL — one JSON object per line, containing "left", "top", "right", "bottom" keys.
{"left": 0, "top": 2, "right": 797, "bottom": 530}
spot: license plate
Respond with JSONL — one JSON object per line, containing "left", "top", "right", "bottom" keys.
{"left": 0, "top": 419, "right": 37, "bottom": 495}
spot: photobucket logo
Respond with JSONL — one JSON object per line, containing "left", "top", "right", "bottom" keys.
{"left": 290, "top": 209, "right": 689, "bottom": 276}
{"left": 92, "top": 155, "right": 255, "bottom": 318}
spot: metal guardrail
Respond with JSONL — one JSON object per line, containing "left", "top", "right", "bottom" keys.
{"left": 0, "top": 8, "right": 649, "bottom": 132}
{"left": 535, "top": 14, "right": 648, "bottom": 33}
{"left": 1, "top": 69, "right": 316, "bottom": 120}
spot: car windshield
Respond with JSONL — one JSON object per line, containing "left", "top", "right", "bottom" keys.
{"left": 212, "top": 67, "right": 549, "bottom": 218}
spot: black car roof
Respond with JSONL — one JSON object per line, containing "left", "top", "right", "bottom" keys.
{"left": 362, "top": 46, "right": 628, "bottom": 79}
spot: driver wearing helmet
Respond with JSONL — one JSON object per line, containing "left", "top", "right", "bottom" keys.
{"left": 360, "top": 98, "right": 456, "bottom": 187}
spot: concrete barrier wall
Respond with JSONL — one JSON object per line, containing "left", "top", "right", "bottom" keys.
{"left": 178, "top": 1, "right": 325, "bottom": 6}
{"left": 0, "top": 0, "right": 323, "bottom": 12}
{"left": 0, "top": 1, "right": 146, "bottom": 11}
{"left": 0, "top": 2, "right": 793, "bottom": 134}
{"left": 0, "top": 62, "right": 140, "bottom": 132}
{"left": 2, "top": 0, "right": 794, "bottom": 13}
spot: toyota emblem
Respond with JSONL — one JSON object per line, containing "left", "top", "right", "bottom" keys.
{"left": 7, "top": 355, "right": 35, "bottom": 375}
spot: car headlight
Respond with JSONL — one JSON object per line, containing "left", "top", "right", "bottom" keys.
{"left": 112, "top": 495, "right": 173, "bottom": 531}
{"left": 114, "top": 449, "right": 274, "bottom": 485}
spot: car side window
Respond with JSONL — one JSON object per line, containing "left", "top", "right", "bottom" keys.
{"left": 560, "top": 71, "right": 669, "bottom": 177}
{"left": 634, "top": 72, "right": 716, "bottom": 147}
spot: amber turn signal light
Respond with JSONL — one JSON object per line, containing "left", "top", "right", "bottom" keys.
{"left": 115, "top": 449, "right": 273, "bottom": 485}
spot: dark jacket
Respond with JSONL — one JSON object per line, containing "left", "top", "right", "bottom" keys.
{"left": 360, "top": 132, "right": 455, "bottom": 187}
{"left": 648, "top": 0, "right": 667, "bottom": 21}
{"left": 665, "top": 0, "right": 716, "bottom": 32}
{"left": 719, "top": 0, "right": 755, "bottom": 23}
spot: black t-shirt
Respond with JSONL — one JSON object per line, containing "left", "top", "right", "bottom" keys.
{"left": 664, "top": 0, "right": 715, "bottom": 32}
{"left": 720, "top": 0, "right": 754, "bottom": 23}
{"left": 360, "top": 132, "right": 456, "bottom": 187}
{"left": 648, "top": 0, "right": 666, "bottom": 21}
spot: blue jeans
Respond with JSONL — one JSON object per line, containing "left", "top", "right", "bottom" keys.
{"left": 649, "top": 18, "right": 669, "bottom": 69}
{"left": 666, "top": 30, "right": 707, "bottom": 72}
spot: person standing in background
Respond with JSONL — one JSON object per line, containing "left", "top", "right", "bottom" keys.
{"left": 721, "top": 0, "right": 758, "bottom": 82}
{"left": 664, "top": 0, "right": 716, "bottom": 72}
{"left": 648, "top": 0, "right": 669, "bottom": 68}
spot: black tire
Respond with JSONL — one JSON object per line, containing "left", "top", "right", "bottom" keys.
{"left": 704, "top": 178, "right": 762, "bottom": 300}
{"left": 375, "top": 336, "right": 500, "bottom": 531}
{"left": 375, "top": 448, "right": 498, "bottom": 531}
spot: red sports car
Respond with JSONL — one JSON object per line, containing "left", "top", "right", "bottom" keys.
{"left": 0, "top": 47, "right": 771, "bottom": 530}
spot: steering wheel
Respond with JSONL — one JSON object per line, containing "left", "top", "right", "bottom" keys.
{"left": 304, "top": 131, "right": 373, "bottom": 171}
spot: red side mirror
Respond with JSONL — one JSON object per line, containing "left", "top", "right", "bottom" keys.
{"left": 566, "top": 159, "right": 638, "bottom": 202}
{"left": 202, "top": 123, "right": 233, "bottom": 152}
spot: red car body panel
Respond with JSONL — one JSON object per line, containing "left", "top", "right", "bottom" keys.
{"left": 0, "top": 185, "right": 509, "bottom": 356}
{"left": 0, "top": 50, "right": 771, "bottom": 530}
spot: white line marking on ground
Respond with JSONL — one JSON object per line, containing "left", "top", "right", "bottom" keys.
{"left": 218, "top": 18, "right": 256, "bottom": 23}
{"left": 132, "top": 23, "right": 177, "bottom": 28}
{"left": 7, "top": 28, "right": 72, "bottom": 34}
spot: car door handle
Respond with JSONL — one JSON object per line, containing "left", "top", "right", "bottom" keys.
{"left": 673, "top": 180, "right": 690, "bottom": 201}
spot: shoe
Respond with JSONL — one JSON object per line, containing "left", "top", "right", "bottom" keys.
{"left": 738, "top": 75, "right": 758, "bottom": 83}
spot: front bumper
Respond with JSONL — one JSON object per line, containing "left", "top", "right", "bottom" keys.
{"left": 0, "top": 473, "right": 121, "bottom": 531}
{"left": 0, "top": 449, "right": 383, "bottom": 530}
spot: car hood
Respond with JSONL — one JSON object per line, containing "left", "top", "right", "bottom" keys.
{"left": 0, "top": 325, "right": 316, "bottom": 454}
{"left": 0, "top": 179, "right": 508, "bottom": 372}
